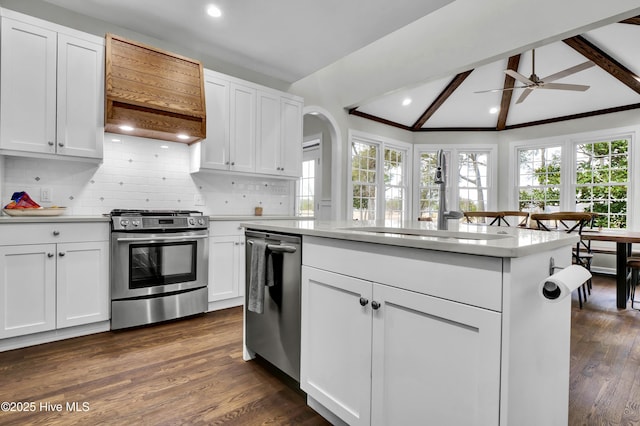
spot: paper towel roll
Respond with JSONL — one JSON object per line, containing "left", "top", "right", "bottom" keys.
{"left": 539, "top": 265, "right": 592, "bottom": 302}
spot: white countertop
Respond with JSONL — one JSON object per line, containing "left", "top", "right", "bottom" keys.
{"left": 0, "top": 215, "right": 109, "bottom": 223}
{"left": 209, "top": 215, "right": 312, "bottom": 221}
{"left": 241, "top": 220, "right": 579, "bottom": 258}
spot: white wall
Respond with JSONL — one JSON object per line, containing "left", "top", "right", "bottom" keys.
{"left": 2, "top": 134, "right": 292, "bottom": 216}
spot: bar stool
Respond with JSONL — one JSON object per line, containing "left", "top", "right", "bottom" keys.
{"left": 626, "top": 257, "right": 640, "bottom": 310}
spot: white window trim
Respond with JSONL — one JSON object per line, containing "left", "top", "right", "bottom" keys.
{"left": 296, "top": 133, "right": 322, "bottom": 217}
{"left": 413, "top": 144, "right": 498, "bottom": 220}
{"left": 508, "top": 126, "right": 638, "bottom": 230}
{"left": 348, "top": 129, "right": 412, "bottom": 222}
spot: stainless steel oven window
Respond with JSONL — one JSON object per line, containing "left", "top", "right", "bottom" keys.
{"left": 129, "top": 241, "right": 197, "bottom": 288}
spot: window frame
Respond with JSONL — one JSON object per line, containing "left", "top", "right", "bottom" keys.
{"left": 509, "top": 127, "right": 637, "bottom": 230}
{"left": 348, "top": 129, "right": 412, "bottom": 222}
{"left": 413, "top": 144, "right": 498, "bottom": 220}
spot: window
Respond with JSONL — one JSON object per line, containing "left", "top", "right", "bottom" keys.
{"left": 458, "top": 152, "right": 489, "bottom": 212}
{"left": 383, "top": 147, "right": 406, "bottom": 224}
{"left": 351, "top": 140, "right": 378, "bottom": 220}
{"left": 575, "top": 138, "right": 629, "bottom": 228}
{"left": 414, "top": 146, "right": 497, "bottom": 221}
{"left": 517, "top": 146, "right": 562, "bottom": 212}
{"left": 349, "top": 131, "right": 410, "bottom": 223}
{"left": 511, "top": 131, "right": 633, "bottom": 230}
{"left": 296, "top": 138, "right": 321, "bottom": 217}
{"left": 416, "top": 151, "right": 441, "bottom": 220}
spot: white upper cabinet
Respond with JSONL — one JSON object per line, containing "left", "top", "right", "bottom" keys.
{"left": 229, "top": 83, "right": 256, "bottom": 173}
{"left": 256, "top": 91, "right": 303, "bottom": 177}
{"left": 0, "top": 11, "right": 104, "bottom": 160}
{"left": 191, "top": 69, "right": 303, "bottom": 178}
{"left": 195, "top": 73, "right": 231, "bottom": 170}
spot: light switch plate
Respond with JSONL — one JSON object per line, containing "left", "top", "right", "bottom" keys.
{"left": 41, "top": 187, "right": 52, "bottom": 203}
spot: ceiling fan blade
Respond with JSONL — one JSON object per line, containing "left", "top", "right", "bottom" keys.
{"left": 516, "top": 88, "right": 533, "bottom": 104}
{"left": 538, "top": 82, "right": 590, "bottom": 91}
{"left": 542, "top": 61, "right": 594, "bottom": 82}
{"left": 504, "top": 69, "right": 534, "bottom": 85}
{"left": 474, "top": 85, "right": 532, "bottom": 94}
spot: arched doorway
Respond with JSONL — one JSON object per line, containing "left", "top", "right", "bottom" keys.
{"left": 302, "top": 106, "right": 342, "bottom": 220}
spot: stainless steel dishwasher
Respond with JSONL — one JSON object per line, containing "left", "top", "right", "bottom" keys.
{"left": 245, "top": 230, "right": 301, "bottom": 382}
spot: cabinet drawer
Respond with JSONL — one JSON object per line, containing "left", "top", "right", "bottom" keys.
{"left": 303, "top": 236, "right": 503, "bottom": 312}
{"left": 0, "top": 223, "right": 109, "bottom": 245}
{"left": 209, "top": 221, "right": 244, "bottom": 236}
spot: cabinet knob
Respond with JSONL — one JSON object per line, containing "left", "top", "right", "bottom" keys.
{"left": 52, "top": 230, "right": 60, "bottom": 236}
{"left": 58, "top": 142, "right": 65, "bottom": 147}
{"left": 48, "top": 141, "right": 55, "bottom": 146}
{"left": 359, "top": 297, "right": 369, "bottom": 306}
{"left": 47, "top": 253, "right": 54, "bottom": 258}
{"left": 234, "top": 242, "right": 239, "bottom": 245}
{"left": 371, "top": 301, "right": 381, "bottom": 310}
{"left": 225, "top": 161, "right": 230, "bottom": 165}
{"left": 58, "top": 252, "right": 66, "bottom": 257}
{"left": 231, "top": 162, "right": 235, "bottom": 166}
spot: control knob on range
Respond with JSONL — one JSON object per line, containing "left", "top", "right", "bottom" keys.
{"left": 121, "top": 219, "right": 129, "bottom": 227}
{"left": 198, "top": 218, "right": 205, "bottom": 226}
{"left": 188, "top": 218, "right": 196, "bottom": 225}
{"left": 131, "top": 220, "right": 140, "bottom": 227}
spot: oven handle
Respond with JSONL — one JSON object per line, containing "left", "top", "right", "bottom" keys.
{"left": 247, "top": 240, "right": 297, "bottom": 253}
{"left": 116, "top": 235, "right": 208, "bottom": 242}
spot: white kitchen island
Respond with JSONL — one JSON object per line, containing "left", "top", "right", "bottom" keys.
{"left": 241, "top": 220, "right": 582, "bottom": 426}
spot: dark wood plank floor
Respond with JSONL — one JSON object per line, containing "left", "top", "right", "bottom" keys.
{"left": 0, "top": 274, "right": 638, "bottom": 425}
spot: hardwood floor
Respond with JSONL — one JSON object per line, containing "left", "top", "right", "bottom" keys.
{"left": 569, "top": 274, "right": 640, "bottom": 426}
{"left": 0, "top": 274, "right": 638, "bottom": 425}
{"left": 0, "top": 308, "right": 328, "bottom": 425}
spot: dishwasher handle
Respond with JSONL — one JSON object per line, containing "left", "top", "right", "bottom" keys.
{"left": 247, "top": 240, "right": 297, "bottom": 253}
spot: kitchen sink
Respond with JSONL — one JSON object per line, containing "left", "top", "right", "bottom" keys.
{"left": 341, "top": 226, "right": 513, "bottom": 241}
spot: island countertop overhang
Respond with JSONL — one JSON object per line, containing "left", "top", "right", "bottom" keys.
{"left": 240, "top": 220, "right": 579, "bottom": 258}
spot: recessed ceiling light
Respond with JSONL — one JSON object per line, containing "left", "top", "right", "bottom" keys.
{"left": 402, "top": 98, "right": 412, "bottom": 106}
{"left": 160, "top": 145, "right": 169, "bottom": 149}
{"left": 207, "top": 4, "right": 222, "bottom": 18}
{"left": 489, "top": 107, "right": 500, "bottom": 114}
{"left": 111, "top": 138, "right": 121, "bottom": 142}
{"left": 119, "top": 125, "right": 134, "bottom": 131}
{"left": 177, "top": 134, "right": 190, "bottom": 140}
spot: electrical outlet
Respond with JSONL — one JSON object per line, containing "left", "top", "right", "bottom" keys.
{"left": 194, "top": 194, "right": 205, "bottom": 206}
{"left": 41, "top": 187, "right": 52, "bottom": 203}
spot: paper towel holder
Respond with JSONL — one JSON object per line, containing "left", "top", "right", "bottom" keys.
{"left": 544, "top": 257, "right": 566, "bottom": 301}
{"left": 548, "top": 257, "right": 565, "bottom": 275}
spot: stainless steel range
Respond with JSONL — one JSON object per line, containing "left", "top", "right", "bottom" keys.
{"left": 110, "top": 209, "right": 209, "bottom": 330}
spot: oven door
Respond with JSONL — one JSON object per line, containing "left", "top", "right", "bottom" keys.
{"left": 111, "top": 230, "right": 208, "bottom": 299}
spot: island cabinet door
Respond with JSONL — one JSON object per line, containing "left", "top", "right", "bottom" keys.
{"left": 370, "top": 283, "right": 502, "bottom": 426}
{"left": 301, "top": 266, "right": 373, "bottom": 426}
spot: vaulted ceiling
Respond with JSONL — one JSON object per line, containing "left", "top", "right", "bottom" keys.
{"left": 350, "top": 17, "right": 640, "bottom": 131}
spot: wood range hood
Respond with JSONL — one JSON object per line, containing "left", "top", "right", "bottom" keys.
{"left": 105, "top": 34, "right": 206, "bottom": 144}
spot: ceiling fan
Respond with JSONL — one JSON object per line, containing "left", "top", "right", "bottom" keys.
{"left": 476, "top": 49, "right": 595, "bottom": 104}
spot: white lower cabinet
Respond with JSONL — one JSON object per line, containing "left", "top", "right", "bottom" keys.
{"left": 56, "top": 241, "right": 109, "bottom": 328}
{"left": 208, "top": 221, "right": 246, "bottom": 310}
{"left": 301, "top": 265, "right": 501, "bottom": 426}
{"left": 208, "top": 235, "right": 245, "bottom": 302}
{"left": 0, "top": 223, "right": 110, "bottom": 342}
{"left": 0, "top": 244, "right": 56, "bottom": 338}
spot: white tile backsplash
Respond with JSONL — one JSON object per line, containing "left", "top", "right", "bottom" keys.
{"left": 2, "top": 133, "right": 294, "bottom": 216}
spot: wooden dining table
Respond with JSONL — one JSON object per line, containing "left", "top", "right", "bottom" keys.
{"left": 581, "top": 229, "right": 640, "bottom": 309}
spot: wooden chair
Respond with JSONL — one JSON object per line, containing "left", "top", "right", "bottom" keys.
{"left": 463, "top": 211, "right": 505, "bottom": 226}
{"left": 627, "top": 257, "right": 640, "bottom": 310}
{"left": 500, "top": 211, "right": 529, "bottom": 227}
{"left": 530, "top": 212, "right": 594, "bottom": 308}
